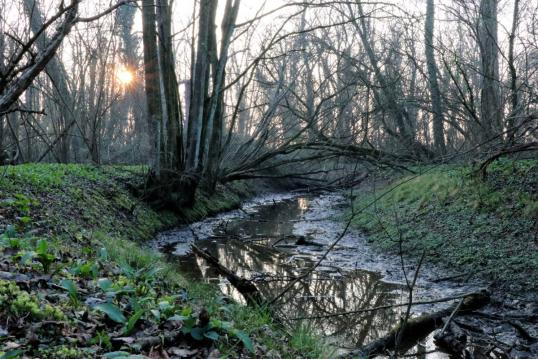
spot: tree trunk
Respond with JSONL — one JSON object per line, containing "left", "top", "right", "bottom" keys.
{"left": 352, "top": 3, "right": 432, "bottom": 159}
{"left": 157, "top": 0, "right": 184, "bottom": 172}
{"left": 425, "top": 0, "right": 446, "bottom": 154}
{"left": 507, "top": 0, "right": 521, "bottom": 143}
{"left": 204, "top": 0, "right": 241, "bottom": 189}
{"left": 186, "top": 0, "right": 213, "bottom": 172}
{"left": 478, "top": 0, "right": 501, "bottom": 144}
{"left": 141, "top": 0, "right": 163, "bottom": 176}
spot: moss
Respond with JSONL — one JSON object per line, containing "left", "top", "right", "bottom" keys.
{"left": 0, "top": 280, "right": 66, "bottom": 321}
{"left": 177, "top": 181, "right": 251, "bottom": 223}
{"left": 38, "top": 346, "right": 93, "bottom": 359}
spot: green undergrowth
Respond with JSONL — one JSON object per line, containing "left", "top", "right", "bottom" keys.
{"left": 0, "top": 164, "right": 326, "bottom": 358}
{"left": 350, "top": 159, "right": 538, "bottom": 291}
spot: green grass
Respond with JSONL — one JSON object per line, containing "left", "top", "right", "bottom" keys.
{"left": 350, "top": 159, "right": 538, "bottom": 291}
{"left": 0, "top": 163, "right": 327, "bottom": 358}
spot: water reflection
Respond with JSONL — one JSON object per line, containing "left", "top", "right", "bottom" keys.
{"left": 170, "top": 196, "right": 449, "bottom": 357}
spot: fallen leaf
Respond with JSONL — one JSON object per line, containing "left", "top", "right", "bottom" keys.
{"left": 168, "top": 348, "right": 198, "bottom": 358}
{"left": 3, "top": 342, "right": 22, "bottom": 350}
{"left": 207, "top": 349, "right": 221, "bottom": 359}
{"left": 149, "top": 346, "right": 170, "bottom": 359}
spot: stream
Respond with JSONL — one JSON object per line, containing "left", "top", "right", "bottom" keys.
{"left": 154, "top": 192, "right": 497, "bottom": 357}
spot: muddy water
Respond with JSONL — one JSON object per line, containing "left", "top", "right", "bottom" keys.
{"left": 155, "top": 193, "right": 480, "bottom": 357}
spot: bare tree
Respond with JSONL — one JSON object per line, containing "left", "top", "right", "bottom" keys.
{"left": 478, "top": 0, "right": 502, "bottom": 144}
{"left": 425, "top": 0, "right": 446, "bottom": 154}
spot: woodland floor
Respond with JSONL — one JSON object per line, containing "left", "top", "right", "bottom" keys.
{"left": 0, "top": 165, "right": 324, "bottom": 359}
{"left": 0, "top": 161, "right": 537, "bottom": 358}
{"left": 350, "top": 159, "right": 538, "bottom": 293}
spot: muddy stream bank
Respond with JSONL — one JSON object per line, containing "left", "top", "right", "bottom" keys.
{"left": 154, "top": 192, "right": 537, "bottom": 358}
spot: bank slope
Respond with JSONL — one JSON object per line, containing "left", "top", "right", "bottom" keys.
{"left": 0, "top": 164, "right": 328, "bottom": 358}
{"left": 351, "top": 159, "right": 538, "bottom": 291}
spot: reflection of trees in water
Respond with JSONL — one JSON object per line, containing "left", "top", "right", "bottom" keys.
{"left": 278, "top": 271, "right": 400, "bottom": 346}
{"left": 185, "top": 238, "right": 400, "bottom": 347}
{"left": 221, "top": 198, "right": 310, "bottom": 238}
{"left": 177, "top": 197, "right": 402, "bottom": 347}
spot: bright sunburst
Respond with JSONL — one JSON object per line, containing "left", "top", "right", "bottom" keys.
{"left": 116, "top": 66, "right": 134, "bottom": 86}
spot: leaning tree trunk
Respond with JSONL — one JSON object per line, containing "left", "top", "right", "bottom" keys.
{"left": 23, "top": 0, "right": 78, "bottom": 163}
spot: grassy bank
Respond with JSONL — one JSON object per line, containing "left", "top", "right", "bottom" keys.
{"left": 350, "top": 159, "right": 538, "bottom": 291}
{"left": 0, "top": 164, "right": 327, "bottom": 358}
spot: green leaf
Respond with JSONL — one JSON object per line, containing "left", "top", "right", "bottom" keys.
{"left": 19, "top": 251, "right": 35, "bottom": 264}
{"left": 19, "top": 216, "right": 31, "bottom": 225}
{"left": 95, "top": 303, "right": 127, "bottom": 323}
{"left": 158, "top": 301, "right": 173, "bottom": 312}
{"left": 36, "top": 239, "right": 48, "bottom": 254}
{"left": 0, "top": 350, "right": 23, "bottom": 359}
{"left": 59, "top": 279, "right": 78, "bottom": 296}
{"left": 150, "top": 309, "right": 161, "bottom": 321}
{"left": 103, "top": 352, "right": 145, "bottom": 359}
{"left": 190, "top": 327, "right": 205, "bottom": 341}
{"left": 234, "top": 330, "right": 254, "bottom": 353}
{"left": 99, "top": 247, "right": 109, "bottom": 261}
{"left": 98, "top": 278, "right": 113, "bottom": 292}
{"left": 124, "top": 309, "right": 144, "bottom": 334}
{"left": 181, "top": 306, "right": 193, "bottom": 316}
{"left": 204, "top": 331, "right": 219, "bottom": 341}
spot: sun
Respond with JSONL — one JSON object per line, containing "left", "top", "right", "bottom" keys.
{"left": 116, "top": 66, "right": 134, "bottom": 86}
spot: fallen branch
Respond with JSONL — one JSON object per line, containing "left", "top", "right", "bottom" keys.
{"left": 432, "top": 272, "right": 473, "bottom": 283}
{"left": 475, "top": 141, "right": 538, "bottom": 180}
{"left": 191, "top": 244, "right": 264, "bottom": 306}
{"left": 434, "top": 322, "right": 470, "bottom": 357}
{"left": 290, "top": 291, "right": 487, "bottom": 321}
{"left": 344, "top": 290, "right": 490, "bottom": 358}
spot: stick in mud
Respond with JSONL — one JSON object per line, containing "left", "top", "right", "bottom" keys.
{"left": 343, "top": 290, "right": 490, "bottom": 358}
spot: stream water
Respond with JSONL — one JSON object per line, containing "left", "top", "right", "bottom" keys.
{"left": 155, "top": 192, "right": 483, "bottom": 357}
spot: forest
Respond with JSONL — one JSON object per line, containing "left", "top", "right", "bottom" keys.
{"left": 0, "top": 0, "right": 537, "bottom": 358}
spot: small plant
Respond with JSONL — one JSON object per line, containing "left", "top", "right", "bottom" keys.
{"left": 123, "top": 309, "right": 144, "bottom": 335}
{"left": 0, "top": 280, "right": 65, "bottom": 321}
{"left": 167, "top": 307, "right": 254, "bottom": 352}
{"left": 17, "top": 216, "right": 32, "bottom": 230}
{"left": 94, "top": 302, "right": 127, "bottom": 324}
{"left": 0, "top": 350, "right": 23, "bottom": 359}
{"left": 0, "top": 225, "right": 25, "bottom": 249}
{"left": 35, "top": 239, "right": 56, "bottom": 273}
{"left": 59, "top": 279, "right": 79, "bottom": 307}
{"left": 89, "top": 330, "right": 112, "bottom": 350}
{"left": 70, "top": 260, "right": 99, "bottom": 279}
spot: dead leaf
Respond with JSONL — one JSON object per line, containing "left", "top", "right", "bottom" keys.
{"left": 168, "top": 347, "right": 199, "bottom": 358}
{"left": 4, "top": 341, "right": 22, "bottom": 350}
{"left": 207, "top": 349, "right": 221, "bottom": 359}
{"left": 149, "top": 345, "right": 170, "bottom": 359}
